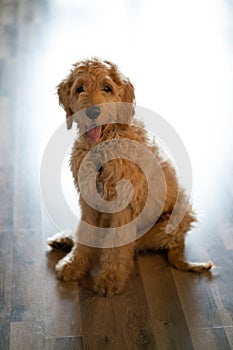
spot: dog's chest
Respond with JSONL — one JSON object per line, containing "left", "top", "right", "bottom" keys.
{"left": 78, "top": 139, "right": 139, "bottom": 200}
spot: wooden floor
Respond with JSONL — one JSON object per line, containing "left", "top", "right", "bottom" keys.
{"left": 1, "top": 0, "right": 233, "bottom": 349}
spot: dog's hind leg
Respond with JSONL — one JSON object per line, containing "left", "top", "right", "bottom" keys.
{"left": 166, "top": 210, "right": 213, "bottom": 272}
{"left": 137, "top": 210, "right": 213, "bottom": 273}
{"left": 167, "top": 237, "right": 213, "bottom": 273}
{"left": 47, "top": 230, "right": 74, "bottom": 252}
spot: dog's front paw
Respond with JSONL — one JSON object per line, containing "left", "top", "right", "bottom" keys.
{"left": 55, "top": 255, "right": 84, "bottom": 282}
{"left": 93, "top": 273, "right": 125, "bottom": 297}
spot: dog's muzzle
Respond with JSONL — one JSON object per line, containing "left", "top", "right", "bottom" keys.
{"left": 85, "top": 106, "right": 102, "bottom": 143}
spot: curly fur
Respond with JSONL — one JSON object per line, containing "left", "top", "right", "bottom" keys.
{"left": 48, "top": 58, "right": 212, "bottom": 297}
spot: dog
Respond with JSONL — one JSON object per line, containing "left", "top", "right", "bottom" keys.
{"left": 47, "top": 58, "right": 212, "bottom": 297}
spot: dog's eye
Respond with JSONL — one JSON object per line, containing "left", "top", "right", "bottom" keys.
{"left": 103, "top": 86, "right": 112, "bottom": 93}
{"left": 77, "top": 86, "right": 84, "bottom": 93}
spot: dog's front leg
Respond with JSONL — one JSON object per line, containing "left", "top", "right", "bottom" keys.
{"left": 55, "top": 243, "right": 93, "bottom": 281}
{"left": 93, "top": 208, "right": 136, "bottom": 297}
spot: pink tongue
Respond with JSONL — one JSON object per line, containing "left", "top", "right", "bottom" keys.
{"left": 87, "top": 126, "right": 102, "bottom": 142}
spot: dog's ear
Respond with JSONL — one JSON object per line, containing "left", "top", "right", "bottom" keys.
{"left": 104, "top": 60, "right": 135, "bottom": 104}
{"left": 118, "top": 79, "right": 135, "bottom": 123}
{"left": 121, "top": 79, "right": 135, "bottom": 104}
{"left": 57, "top": 77, "right": 74, "bottom": 130}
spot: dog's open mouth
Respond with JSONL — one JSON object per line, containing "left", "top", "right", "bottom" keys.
{"left": 87, "top": 125, "right": 102, "bottom": 143}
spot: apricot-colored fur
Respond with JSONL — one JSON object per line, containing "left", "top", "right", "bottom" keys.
{"left": 47, "top": 58, "right": 212, "bottom": 297}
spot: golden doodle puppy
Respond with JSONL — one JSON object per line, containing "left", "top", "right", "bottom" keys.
{"left": 47, "top": 58, "right": 212, "bottom": 297}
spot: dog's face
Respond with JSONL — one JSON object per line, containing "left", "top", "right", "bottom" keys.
{"left": 57, "top": 58, "right": 135, "bottom": 142}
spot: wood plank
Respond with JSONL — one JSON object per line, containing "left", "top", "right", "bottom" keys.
{"left": 82, "top": 334, "right": 126, "bottom": 350}
{"left": 138, "top": 252, "right": 194, "bottom": 350}
{"left": 42, "top": 207, "right": 60, "bottom": 243}
{"left": 11, "top": 56, "right": 44, "bottom": 234}
{"left": 78, "top": 288, "right": 116, "bottom": 337}
{"left": 111, "top": 262, "right": 157, "bottom": 349}
{"left": 13, "top": 109, "right": 42, "bottom": 230}
{"left": 10, "top": 321, "right": 46, "bottom": 350}
{"left": 11, "top": 230, "right": 46, "bottom": 323}
{"left": 45, "top": 248, "right": 81, "bottom": 338}
{"left": 171, "top": 235, "right": 233, "bottom": 347}
{"left": 79, "top": 261, "right": 157, "bottom": 349}
{"left": 0, "top": 97, "right": 14, "bottom": 230}
{"left": 220, "top": 219, "right": 233, "bottom": 251}
{"left": 13, "top": 169, "right": 42, "bottom": 230}
{"left": 46, "top": 336, "right": 84, "bottom": 350}
{"left": 171, "top": 214, "right": 233, "bottom": 336}
{"left": 0, "top": 320, "right": 10, "bottom": 350}
{"left": 171, "top": 269, "right": 221, "bottom": 329}
{"left": 225, "top": 327, "right": 233, "bottom": 349}
{"left": 192, "top": 327, "right": 232, "bottom": 350}
{"left": 0, "top": 230, "right": 13, "bottom": 350}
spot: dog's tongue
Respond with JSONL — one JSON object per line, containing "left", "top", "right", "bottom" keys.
{"left": 87, "top": 126, "right": 102, "bottom": 142}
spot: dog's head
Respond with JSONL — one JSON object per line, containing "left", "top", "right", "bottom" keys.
{"left": 57, "top": 58, "right": 135, "bottom": 142}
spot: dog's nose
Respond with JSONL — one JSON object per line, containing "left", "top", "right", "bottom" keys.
{"left": 85, "top": 106, "right": 101, "bottom": 120}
